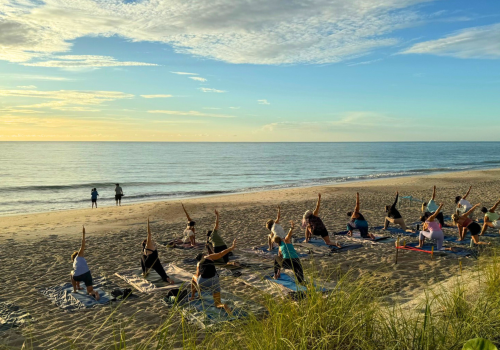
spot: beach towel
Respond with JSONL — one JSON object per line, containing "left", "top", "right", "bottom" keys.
{"left": 39, "top": 277, "right": 112, "bottom": 311}
{"left": 397, "top": 243, "right": 471, "bottom": 257}
{"left": 0, "top": 301, "right": 33, "bottom": 332}
{"left": 115, "top": 264, "right": 192, "bottom": 293}
{"left": 162, "top": 239, "right": 205, "bottom": 249}
{"left": 162, "top": 291, "right": 261, "bottom": 329}
{"left": 241, "top": 245, "right": 310, "bottom": 259}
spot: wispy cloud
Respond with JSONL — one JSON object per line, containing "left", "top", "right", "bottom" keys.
{"left": 171, "top": 72, "right": 198, "bottom": 75}
{"left": 0, "top": 0, "right": 431, "bottom": 65}
{"left": 347, "top": 59, "right": 383, "bottom": 66}
{"left": 257, "top": 99, "right": 270, "bottom": 105}
{"left": 1, "top": 74, "right": 70, "bottom": 81}
{"left": 17, "top": 85, "right": 37, "bottom": 89}
{"left": 199, "top": 88, "right": 226, "bottom": 93}
{"left": 148, "top": 110, "right": 235, "bottom": 118}
{"left": 401, "top": 23, "right": 500, "bottom": 59}
{"left": 22, "top": 55, "right": 158, "bottom": 68}
{"left": 189, "top": 77, "right": 207, "bottom": 82}
{"left": 140, "top": 94, "right": 173, "bottom": 99}
{"left": 229, "top": 106, "right": 240, "bottom": 109}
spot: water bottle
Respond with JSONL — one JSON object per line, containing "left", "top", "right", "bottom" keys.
{"left": 470, "top": 238, "right": 473, "bottom": 247}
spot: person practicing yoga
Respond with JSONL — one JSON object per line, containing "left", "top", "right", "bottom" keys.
{"left": 455, "top": 185, "right": 473, "bottom": 214}
{"left": 206, "top": 209, "right": 239, "bottom": 265}
{"left": 265, "top": 205, "right": 286, "bottom": 250}
{"left": 71, "top": 226, "right": 100, "bottom": 300}
{"left": 181, "top": 203, "right": 196, "bottom": 246}
{"left": 274, "top": 220, "right": 305, "bottom": 285}
{"left": 421, "top": 186, "right": 445, "bottom": 227}
{"left": 115, "top": 183, "right": 123, "bottom": 206}
{"left": 452, "top": 204, "right": 490, "bottom": 245}
{"left": 141, "top": 217, "right": 175, "bottom": 283}
{"left": 190, "top": 239, "right": 237, "bottom": 314}
{"left": 480, "top": 199, "right": 500, "bottom": 235}
{"left": 347, "top": 192, "right": 375, "bottom": 240}
{"left": 417, "top": 203, "right": 451, "bottom": 251}
{"left": 302, "top": 193, "right": 341, "bottom": 247}
{"left": 91, "top": 188, "right": 99, "bottom": 209}
{"left": 384, "top": 191, "right": 407, "bottom": 231}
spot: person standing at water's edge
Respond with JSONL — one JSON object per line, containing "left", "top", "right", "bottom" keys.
{"left": 115, "top": 183, "right": 123, "bottom": 206}
{"left": 91, "top": 188, "right": 99, "bottom": 209}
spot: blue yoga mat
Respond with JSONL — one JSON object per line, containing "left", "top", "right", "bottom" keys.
{"left": 265, "top": 273, "right": 327, "bottom": 293}
{"left": 403, "top": 243, "right": 471, "bottom": 257}
{"left": 247, "top": 245, "right": 308, "bottom": 258}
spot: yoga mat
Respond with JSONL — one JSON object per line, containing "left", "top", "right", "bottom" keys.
{"left": 39, "top": 277, "right": 112, "bottom": 311}
{"left": 115, "top": 264, "right": 192, "bottom": 293}
{"left": 162, "top": 239, "right": 205, "bottom": 249}
{"left": 162, "top": 291, "right": 261, "bottom": 329}
{"left": 241, "top": 245, "right": 309, "bottom": 259}
{"left": 0, "top": 301, "right": 33, "bottom": 332}
{"left": 398, "top": 243, "right": 471, "bottom": 257}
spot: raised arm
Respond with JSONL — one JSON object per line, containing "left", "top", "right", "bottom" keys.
{"left": 181, "top": 203, "right": 192, "bottom": 222}
{"left": 146, "top": 217, "right": 153, "bottom": 246}
{"left": 313, "top": 194, "right": 321, "bottom": 217}
{"left": 213, "top": 209, "right": 220, "bottom": 231}
{"left": 354, "top": 192, "right": 360, "bottom": 213}
{"left": 78, "top": 226, "right": 86, "bottom": 257}
{"left": 275, "top": 205, "right": 281, "bottom": 224}
{"left": 463, "top": 186, "right": 472, "bottom": 200}
{"left": 432, "top": 186, "right": 436, "bottom": 200}
{"left": 462, "top": 203, "right": 480, "bottom": 218}
{"left": 428, "top": 203, "right": 443, "bottom": 221}
{"left": 490, "top": 199, "right": 500, "bottom": 213}
{"left": 284, "top": 221, "right": 295, "bottom": 243}
{"left": 392, "top": 191, "right": 399, "bottom": 210}
{"left": 207, "top": 239, "right": 237, "bottom": 261}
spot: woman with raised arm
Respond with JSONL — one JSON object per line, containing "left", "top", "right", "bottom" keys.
{"left": 455, "top": 185, "right": 473, "bottom": 214}
{"left": 71, "top": 226, "right": 100, "bottom": 300}
{"left": 417, "top": 203, "right": 451, "bottom": 250}
{"left": 181, "top": 203, "right": 196, "bottom": 246}
{"left": 347, "top": 193, "right": 375, "bottom": 240}
{"left": 421, "top": 185, "right": 445, "bottom": 227}
{"left": 384, "top": 191, "right": 407, "bottom": 231}
{"left": 302, "top": 193, "right": 340, "bottom": 247}
{"left": 480, "top": 199, "right": 500, "bottom": 235}
{"left": 452, "top": 204, "right": 490, "bottom": 245}
{"left": 190, "top": 240, "right": 237, "bottom": 314}
{"left": 265, "top": 205, "right": 286, "bottom": 250}
{"left": 273, "top": 221, "right": 305, "bottom": 284}
{"left": 206, "top": 209, "right": 238, "bottom": 265}
{"left": 141, "top": 217, "right": 174, "bottom": 283}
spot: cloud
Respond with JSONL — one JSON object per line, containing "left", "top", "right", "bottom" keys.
{"left": 401, "top": 23, "right": 500, "bottom": 59}
{"left": 0, "top": 89, "right": 133, "bottom": 111}
{"left": 17, "top": 85, "right": 37, "bottom": 89}
{"left": 229, "top": 107, "right": 240, "bottom": 109}
{"left": 171, "top": 72, "right": 198, "bottom": 75}
{"left": 262, "top": 111, "right": 407, "bottom": 131}
{"left": 148, "top": 110, "right": 235, "bottom": 118}
{"left": 1, "top": 74, "right": 70, "bottom": 81}
{"left": 347, "top": 59, "right": 383, "bottom": 66}
{"left": 189, "top": 77, "right": 207, "bottom": 82}
{"left": 199, "top": 88, "right": 226, "bottom": 93}
{"left": 22, "top": 55, "right": 158, "bottom": 68}
{"left": 140, "top": 94, "right": 173, "bottom": 98}
{"left": 203, "top": 107, "right": 221, "bottom": 110}
{"left": 0, "top": 0, "right": 430, "bottom": 65}
{"left": 257, "top": 99, "right": 270, "bottom": 105}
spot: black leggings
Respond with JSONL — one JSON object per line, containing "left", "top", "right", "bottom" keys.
{"left": 274, "top": 257, "right": 304, "bottom": 284}
{"left": 425, "top": 212, "right": 445, "bottom": 227}
{"left": 141, "top": 250, "right": 169, "bottom": 282}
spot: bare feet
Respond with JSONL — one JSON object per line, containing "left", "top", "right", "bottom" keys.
{"left": 166, "top": 278, "right": 175, "bottom": 284}
{"left": 415, "top": 245, "right": 423, "bottom": 248}
{"left": 274, "top": 271, "right": 281, "bottom": 280}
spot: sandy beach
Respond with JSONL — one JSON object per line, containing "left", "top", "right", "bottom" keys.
{"left": 1, "top": 168, "right": 500, "bottom": 349}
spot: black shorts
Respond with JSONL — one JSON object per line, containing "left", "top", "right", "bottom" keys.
{"left": 312, "top": 229, "right": 328, "bottom": 238}
{"left": 73, "top": 271, "right": 93, "bottom": 287}
{"left": 467, "top": 222, "right": 481, "bottom": 236}
{"left": 91, "top": 199, "right": 97, "bottom": 203}
{"left": 115, "top": 194, "right": 122, "bottom": 201}
{"left": 214, "top": 244, "right": 229, "bottom": 263}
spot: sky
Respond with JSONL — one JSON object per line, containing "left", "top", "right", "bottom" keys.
{"left": 0, "top": 0, "right": 499, "bottom": 142}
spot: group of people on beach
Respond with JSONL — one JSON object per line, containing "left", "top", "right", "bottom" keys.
{"left": 71, "top": 185, "right": 498, "bottom": 312}
{"left": 90, "top": 184, "right": 123, "bottom": 208}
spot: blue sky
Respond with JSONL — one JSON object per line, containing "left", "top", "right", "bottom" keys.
{"left": 0, "top": 0, "right": 499, "bottom": 141}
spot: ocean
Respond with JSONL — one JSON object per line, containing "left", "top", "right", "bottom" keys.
{"left": 1, "top": 142, "right": 499, "bottom": 216}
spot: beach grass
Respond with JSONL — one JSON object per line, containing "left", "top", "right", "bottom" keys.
{"left": 14, "top": 248, "right": 500, "bottom": 350}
